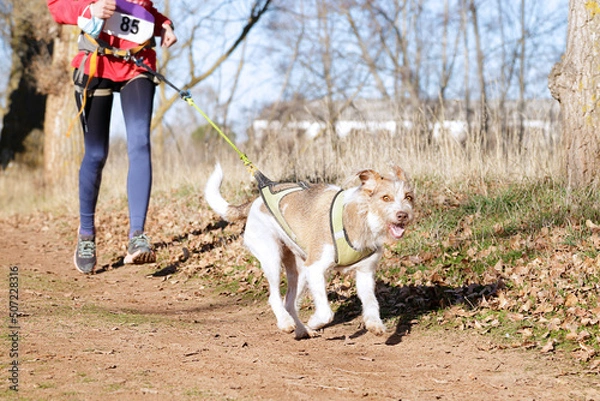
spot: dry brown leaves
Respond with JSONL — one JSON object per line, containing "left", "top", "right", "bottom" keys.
{"left": 17, "top": 189, "right": 598, "bottom": 372}
{"left": 391, "top": 224, "right": 600, "bottom": 371}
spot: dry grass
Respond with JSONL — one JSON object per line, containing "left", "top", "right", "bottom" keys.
{"left": 217, "top": 123, "right": 564, "bottom": 192}
{"left": 0, "top": 123, "right": 563, "bottom": 217}
{"left": 0, "top": 166, "right": 75, "bottom": 217}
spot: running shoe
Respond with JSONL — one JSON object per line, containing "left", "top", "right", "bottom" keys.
{"left": 74, "top": 234, "right": 96, "bottom": 274}
{"left": 124, "top": 231, "right": 156, "bottom": 264}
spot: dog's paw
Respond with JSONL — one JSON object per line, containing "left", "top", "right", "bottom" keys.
{"left": 307, "top": 311, "right": 334, "bottom": 330}
{"left": 275, "top": 312, "right": 297, "bottom": 333}
{"left": 294, "top": 325, "right": 319, "bottom": 340}
{"left": 365, "top": 320, "right": 387, "bottom": 336}
{"left": 277, "top": 321, "right": 296, "bottom": 334}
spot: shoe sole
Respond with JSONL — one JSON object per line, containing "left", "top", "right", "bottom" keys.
{"left": 73, "top": 251, "right": 95, "bottom": 274}
{"left": 124, "top": 250, "right": 156, "bottom": 265}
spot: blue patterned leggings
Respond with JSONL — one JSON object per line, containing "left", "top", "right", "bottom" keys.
{"left": 74, "top": 71, "right": 156, "bottom": 238}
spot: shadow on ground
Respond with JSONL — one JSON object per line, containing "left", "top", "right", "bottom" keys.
{"left": 330, "top": 280, "right": 503, "bottom": 345}
{"left": 96, "top": 220, "right": 234, "bottom": 275}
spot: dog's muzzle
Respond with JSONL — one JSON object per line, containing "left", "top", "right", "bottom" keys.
{"left": 388, "top": 211, "right": 411, "bottom": 239}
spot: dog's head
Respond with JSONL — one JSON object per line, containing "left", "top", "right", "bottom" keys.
{"left": 356, "top": 166, "right": 415, "bottom": 241}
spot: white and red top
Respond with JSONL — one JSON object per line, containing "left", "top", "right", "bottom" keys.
{"left": 47, "top": 0, "right": 172, "bottom": 82}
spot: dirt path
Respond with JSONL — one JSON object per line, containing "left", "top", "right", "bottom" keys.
{"left": 1, "top": 216, "right": 599, "bottom": 401}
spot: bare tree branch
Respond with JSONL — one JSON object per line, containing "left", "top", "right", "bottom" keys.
{"left": 151, "top": 0, "right": 273, "bottom": 130}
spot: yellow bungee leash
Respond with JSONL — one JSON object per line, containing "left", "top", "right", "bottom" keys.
{"left": 181, "top": 94, "right": 256, "bottom": 174}
{"left": 132, "top": 55, "right": 258, "bottom": 177}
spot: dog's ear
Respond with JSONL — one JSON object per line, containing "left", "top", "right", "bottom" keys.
{"left": 357, "top": 169, "right": 382, "bottom": 195}
{"left": 393, "top": 165, "right": 409, "bottom": 181}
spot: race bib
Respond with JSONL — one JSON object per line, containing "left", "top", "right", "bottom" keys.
{"left": 103, "top": 0, "right": 155, "bottom": 43}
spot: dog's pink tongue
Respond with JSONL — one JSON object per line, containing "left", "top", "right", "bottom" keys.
{"left": 389, "top": 224, "right": 405, "bottom": 239}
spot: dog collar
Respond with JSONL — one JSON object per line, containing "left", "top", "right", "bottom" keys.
{"left": 330, "top": 190, "right": 375, "bottom": 266}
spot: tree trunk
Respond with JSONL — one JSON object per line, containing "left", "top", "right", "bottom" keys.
{"left": 517, "top": 0, "right": 526, "bottom": 151}
{"left": 470, "top": 0, "right": 488, "bottom": 139}
{"left": 461, "top": 0, "right": 471, "bottom": 133}
{"left": 43, "top": 25, "right": 83, "bottom": 188}
{"left": 0, "top": 1, "right": 51, "bottom": 169}
{"left": 549, "top": 1, "right": 600, "bottom": 188}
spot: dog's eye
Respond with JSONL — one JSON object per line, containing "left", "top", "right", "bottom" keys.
{"left": 382, "top": 195, "right": 392, "bottom": 202}
{"left": 405, "top": 193, "right": 414, "bottom": 202}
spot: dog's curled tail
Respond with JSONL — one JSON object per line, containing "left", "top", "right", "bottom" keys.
{"left": 204, "top": 163, "right": 251, "bottom": 222}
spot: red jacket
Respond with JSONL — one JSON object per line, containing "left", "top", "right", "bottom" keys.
{"left": 47, "top": 0, "right": 171, "bottom": 82}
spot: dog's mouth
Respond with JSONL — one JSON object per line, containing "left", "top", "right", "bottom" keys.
{"left": 388, "top": 223, "right": 406, "bottom": 239}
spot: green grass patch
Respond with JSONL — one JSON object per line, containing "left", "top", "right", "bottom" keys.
{"left": 365, "top": 179, "right": 600, "bottom": 366}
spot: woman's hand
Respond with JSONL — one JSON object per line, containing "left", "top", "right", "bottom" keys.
{"left": 90, "top": 0, "right": 116, "bottom": 19}
{"left": 161, "top": 23, "right": 177, "bottom": 48}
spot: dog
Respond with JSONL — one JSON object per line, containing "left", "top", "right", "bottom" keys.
{"left": 204, "top": 164, "right": 415, "bottom": 339}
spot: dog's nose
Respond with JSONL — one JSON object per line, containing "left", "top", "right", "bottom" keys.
{"left": 396, "top": 211, "right": 408, "bottom": 222}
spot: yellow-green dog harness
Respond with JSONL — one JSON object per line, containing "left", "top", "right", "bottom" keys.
{"left": 259, "top": 183, "right": 375, "bottom": 266}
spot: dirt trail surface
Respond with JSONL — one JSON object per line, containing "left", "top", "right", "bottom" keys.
{"left": 1, "top": 214, "right": 600, "bottom": 401}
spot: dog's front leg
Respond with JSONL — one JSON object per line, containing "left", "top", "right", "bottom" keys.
{"left": 356, "top": 262, "right": 386, "bottom": 336}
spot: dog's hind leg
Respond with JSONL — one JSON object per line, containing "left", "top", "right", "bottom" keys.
{"left": 305, "top": 259, "right": 335, "bottom": 331}
{"left": 294, "top": 258, "right": 308, "bottom": 314}
{"left": 356, "top": 261, "right": 386, "bottom": 335}
{"left": 244, "top": 222, "right": 296, "bottom": 333}
{"left": 282, "top": 251, "right": 316, "bottom": 339}
{"left": 258, "top": 255, "right": 296, "bottom": 333}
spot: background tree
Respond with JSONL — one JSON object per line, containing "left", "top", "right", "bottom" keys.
{"left": 549, "top": 0, "right": 600, "bottom": 188}
{"left": 0, "top": 0, "right": 571, "bottom": 177}
{"left": 469, "top": 0, "right": 488, "bottom": 139}
{"left": 0, "top": 0, "right": 54, "bottom": 169}
{"left": 261, "top": 1, "right": 564, "bottom": 142}
{"left": 41, "top": 25, "right": 83, "bottom": 187}
{"left": 150, "top": 1, "right": 272, "bottom": 131}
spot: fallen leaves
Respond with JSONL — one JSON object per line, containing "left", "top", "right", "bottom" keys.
{"left": 74, "top": 183, "right": 600, "bottom": 372}
{"left": 585, "top": 219, "right": 600, "bottom": 233}
{"left": 386, "top": 210, "right": 600, "bottom": 369}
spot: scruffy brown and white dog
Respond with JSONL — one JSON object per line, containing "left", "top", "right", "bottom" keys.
{"left": 204, "top": 164, "right": 415, "bottom": 339}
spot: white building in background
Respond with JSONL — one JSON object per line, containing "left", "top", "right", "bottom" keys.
{"left": 252, "top": 119, "right": 414, "bottom": 140}
{"left": 249, "top": 98, "right": 560, "bottom": 146}
{"left": 431, "top": 120, "right": 469, "bottom": 145}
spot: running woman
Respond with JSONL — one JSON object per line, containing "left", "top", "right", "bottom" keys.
{"left": 47, "top": 0, "right": 177, "bottom": 273}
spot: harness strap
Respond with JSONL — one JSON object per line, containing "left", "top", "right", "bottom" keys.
{"left": 330, "top": 191, "right": 376, "bottom": 266}
{"left": 74, "top": 86, "right": 113, "bottom": 97}
{"left": 259, "top": 185, "right": 305, "bottom": 246}
{"left": 67, "top": 43, "right": 100, "bottom": 137}
{"left": 81, "top": 33, "right": 154, "bottom": 60}
{"left": 260, "top": 184, "right": 375, "bottom": 266}
{"left": 66, "top": 33, "right": 155, "bottom": 137}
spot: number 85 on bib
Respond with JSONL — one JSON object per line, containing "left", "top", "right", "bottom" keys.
{"left": 103, "top": 0, "right": 156, "bottom": 44}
